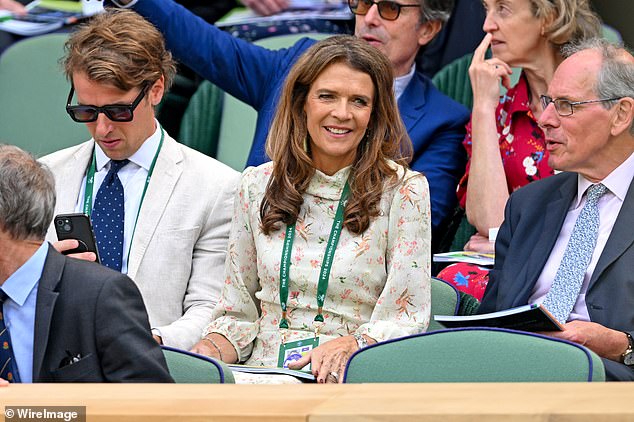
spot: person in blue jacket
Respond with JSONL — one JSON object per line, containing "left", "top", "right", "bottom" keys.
{"left": 108, "top": 0, "right": 470, "bottom": 239}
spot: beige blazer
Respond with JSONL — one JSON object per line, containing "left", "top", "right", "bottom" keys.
{"left": 42, "top": 134, "right": 239, "bottom": 350}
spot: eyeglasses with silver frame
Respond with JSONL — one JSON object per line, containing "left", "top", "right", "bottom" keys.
{"left": 539, "top": 95, "right": 623, "bottom": 117}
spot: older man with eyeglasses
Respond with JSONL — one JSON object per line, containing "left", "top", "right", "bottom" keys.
{"left": 106, "top": 0, "right": 470, "bottom": 247}
{"left": 40, "top": 10, "right": 240, "bottom": 351}
{"left": 478, "top": 38, "right": 634, "bottom": 381}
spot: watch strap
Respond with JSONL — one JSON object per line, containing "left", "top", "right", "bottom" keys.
{"left": 621, "top": 332, "right": 633, "bottom": 366}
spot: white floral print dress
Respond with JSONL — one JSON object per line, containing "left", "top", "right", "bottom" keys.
{"left": 204, "top": 160, "right": 432, "bottom": 367}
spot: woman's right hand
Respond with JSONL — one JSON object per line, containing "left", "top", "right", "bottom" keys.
{"left": 469, "top": 33, "right": 513, "bottom": 109}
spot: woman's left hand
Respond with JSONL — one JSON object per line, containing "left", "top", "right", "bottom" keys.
{"left": 287, "top": 335, "right": 358, "bottom": 383}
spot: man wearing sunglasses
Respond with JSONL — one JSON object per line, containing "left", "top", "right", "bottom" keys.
{"left": 107, "top": 0, "right": 470, "bottom": 246}
{"left": 478, "top": 39, "right": 634, "bottom": 381}
{"left": 40, "top": 10, "right": 240, "bottom": 351}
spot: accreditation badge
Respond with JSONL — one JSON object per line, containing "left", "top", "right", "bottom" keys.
{"left": 277, "top": 337, "right": 320, "bottom": 370}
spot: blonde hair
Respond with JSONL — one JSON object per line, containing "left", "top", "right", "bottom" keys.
{"left": 530, "top": 0, "right": 601, "bottom": 46}
{"left": 261, "top": 35, "right": 412, "bottom": 235}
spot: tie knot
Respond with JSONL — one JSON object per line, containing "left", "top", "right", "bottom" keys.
{"left": 0, "top": 290, "right": 7, "bottom": 304}
{"left": 586, "top": 183, "right": 607, "bottom": 204}
{"left": 108, "top": 159, "right": 129, "bottom": 174}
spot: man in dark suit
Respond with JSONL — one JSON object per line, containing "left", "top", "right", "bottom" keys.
{"left": 0, "top": 144, "right": 173, "bottom": 383}
{"left": 479, "top": 39, "right": 634, "bottom": 381}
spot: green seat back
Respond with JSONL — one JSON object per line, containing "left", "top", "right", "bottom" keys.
{"left": 457, "top": 291, "right": 480, "bottom": 316}
{"left": 178, "top": 80, "right": 224, "bottom": 157}
{"left": 432, "top": 53, "right": 474, "bottom": 109}
{"left": 162, "top": 346, "right": 235, "bottom": 384}
{"left": 0, "top": 34, "right": 87, "bottom": 157}
{"left": 344, "top": 328, "right": 605, "bottom": 383}
{"left": 428, "top": 277, "right": 460, "bottom": 331}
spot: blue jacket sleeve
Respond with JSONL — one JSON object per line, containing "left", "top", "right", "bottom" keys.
{"left": 126, "top": 0, "right": 311, "bottom": 110}
{"left": 401, "top": 74, "right": 469, "bottom": 232}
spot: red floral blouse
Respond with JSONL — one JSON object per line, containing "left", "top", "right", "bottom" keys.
{"left": 457, "top": 73, "right": 555, "bottom": 208}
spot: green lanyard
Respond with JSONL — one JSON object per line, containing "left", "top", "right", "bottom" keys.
{"left": 83, "top": 126, "right": 164, "bottom": 266}
{"left": 279, "top": 181, "right": 350, "bottom": 332}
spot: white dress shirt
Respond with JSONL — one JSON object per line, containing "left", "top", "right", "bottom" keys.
{"left": 394, "top": 64, "right": 416, "bottom": 100}
{"left": 74, "top": 121, "right": 162, "bottom": 274}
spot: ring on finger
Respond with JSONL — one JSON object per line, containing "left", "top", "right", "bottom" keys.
{"left": 329, "top": 371, "right": 339, "bottom": 381}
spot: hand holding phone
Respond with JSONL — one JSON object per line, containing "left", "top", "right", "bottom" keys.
{"left": 54, "top": 213, "right": 100, "bottom": 264}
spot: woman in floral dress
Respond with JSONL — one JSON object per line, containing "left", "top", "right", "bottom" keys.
{"left": 190, "top": 36, "right": 431, "bottom": 383}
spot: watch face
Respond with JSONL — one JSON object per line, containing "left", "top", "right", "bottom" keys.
{"left": 624, "top": 352, "right": 634, "bottom": 366}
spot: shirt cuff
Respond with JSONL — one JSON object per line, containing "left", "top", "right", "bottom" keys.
{"left": 110, "top": 0, "right": 139, "bottom": 8}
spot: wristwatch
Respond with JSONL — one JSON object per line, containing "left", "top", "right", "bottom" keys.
{"left": 621, "top": 332, "right": 634, "bottom": 367}
{"left": 353, "top": 333, "right": 369, "bottom": 350}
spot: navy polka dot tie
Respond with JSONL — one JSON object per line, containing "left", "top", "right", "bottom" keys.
{"left": 0, "top": 290, "right": 20, "bottom": 383}
{"left": 91, "top": 159, "right": 128, "bottom": 271}
{"left": 542, "top": 183, "right": 608, "bottom": 324}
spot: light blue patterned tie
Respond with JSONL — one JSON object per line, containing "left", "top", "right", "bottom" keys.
{"left": 542, "top": 183, "right": 607, "bottom": 324}
{"left": 91, "top": 159, "right": 128, "bottom": 271}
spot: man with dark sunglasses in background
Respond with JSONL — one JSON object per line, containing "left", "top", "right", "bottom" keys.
{"left": 40, "top": 10, "right": 240, "bottom": 351}
{"left": 106, "top": 0, "right": 470, "bottom": 247}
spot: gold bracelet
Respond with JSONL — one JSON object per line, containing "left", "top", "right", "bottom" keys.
{"left": 202, "top": 336, "right": 224, "bottom": 362}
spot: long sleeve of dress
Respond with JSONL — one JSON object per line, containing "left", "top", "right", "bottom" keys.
{"left": 356, "top": 170, "right": 432, "bottom": 342}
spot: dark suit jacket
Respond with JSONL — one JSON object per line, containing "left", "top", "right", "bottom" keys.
{"left": 478, "top": 172, "right": 634, "bottom": 381}
{"left": 124, "top": 0, "right": 470, "bottom": 233}
{"left": 33, "top": 245, "right": 173, "bottom": 382}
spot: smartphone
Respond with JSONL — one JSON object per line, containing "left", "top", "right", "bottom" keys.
{"left": 54, "top": 213, "right": 100, "bottom": 263}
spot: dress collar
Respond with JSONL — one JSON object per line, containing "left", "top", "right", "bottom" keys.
{"left": 501, "top": 72, "right": 531, "bottom": 116}
{"left": 306, "top": 166, "right": 352, "bottom": 200}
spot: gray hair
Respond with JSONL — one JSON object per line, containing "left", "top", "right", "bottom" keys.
{"left": 562, "top": 38, "right": 634, "bottom": 136}
{"left": 419, "top": 0, "right": 454, "bottom": 24}
{"left": 0, "top": 144, "right": 56, "bottom": 241}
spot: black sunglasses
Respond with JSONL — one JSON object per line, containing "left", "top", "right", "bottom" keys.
{"left": 348, "top": 0, "right": 420, "bottom": 21}
{"left": 66, "top": 84, "right": 149, "bottom": 123}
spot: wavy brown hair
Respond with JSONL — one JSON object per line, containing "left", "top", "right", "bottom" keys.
{"left": 63, "top": 9, "right": 177, "bottom": 91}
{"left": 260, "top": 35, "right": 413, "bottom": 235}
